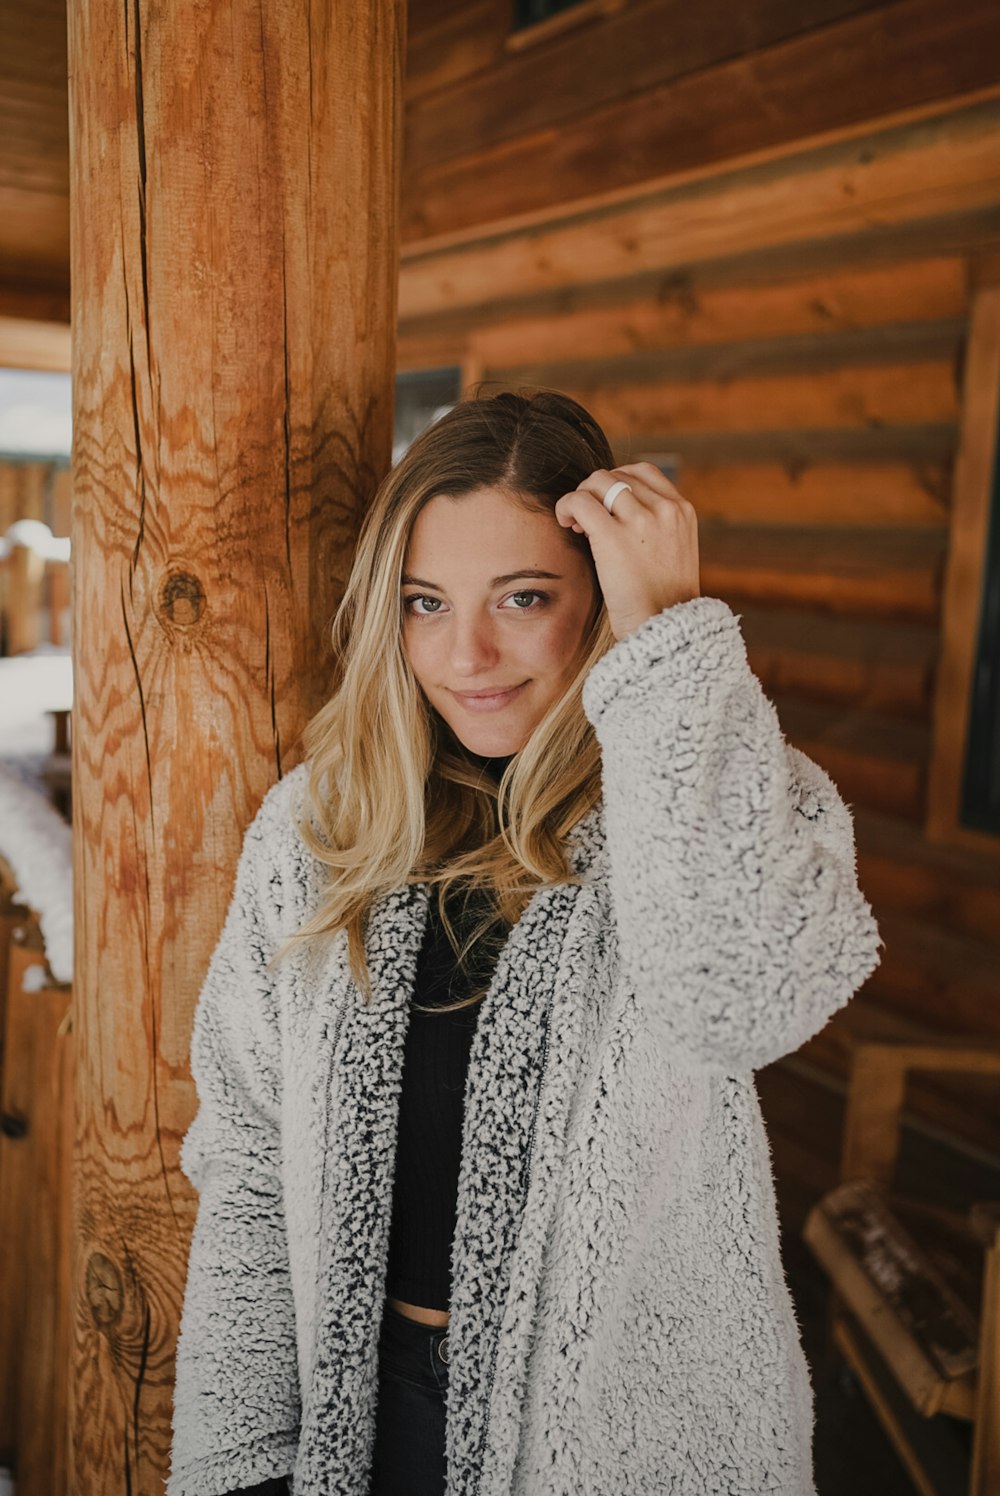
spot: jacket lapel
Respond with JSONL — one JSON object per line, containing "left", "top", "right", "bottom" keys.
{"left": 296, "top": 879, "right": 430, "bottom": 1495}
{"left": 296, "top": 800, "right": 608, "bottom": 1496}
{"left": 447, "top": 801, "right": 608, "bottom": 1496}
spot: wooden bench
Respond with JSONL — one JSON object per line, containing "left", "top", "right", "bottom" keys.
{"left": 804, "top": 1040, "right": 1000, "bottom": 1496}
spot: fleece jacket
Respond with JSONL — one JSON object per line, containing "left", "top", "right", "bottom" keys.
{"left": 167, "top": 594, "right": 884, "bottom": 1496}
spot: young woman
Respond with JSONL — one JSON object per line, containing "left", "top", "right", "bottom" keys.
{"left": 167, "top": 389, "right": 883, "bottom": 1496}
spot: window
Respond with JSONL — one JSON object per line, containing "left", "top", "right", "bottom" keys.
{"left": 393, "top": 367, "right": 462, "bottom": 464}
{"left": 513, "top": 0, "right": 587, "bottom": 27}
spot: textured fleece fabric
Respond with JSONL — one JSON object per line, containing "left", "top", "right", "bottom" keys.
{"left": 167, "top": 595, "right": 884, "bottom": 1496}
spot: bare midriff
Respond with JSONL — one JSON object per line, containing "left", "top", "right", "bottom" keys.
{"left": 387, "top": 1294, "right": 450, "bottom": 1327}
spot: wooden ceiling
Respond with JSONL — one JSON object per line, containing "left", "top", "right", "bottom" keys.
{"left": 0, "top": 0, "right": 69, "bottom": 318}
{"left": 1, "top": 0, "right": 999, "bottom": 325}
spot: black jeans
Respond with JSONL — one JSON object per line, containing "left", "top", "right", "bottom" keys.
{"left": 368, "top": 1302, "right": 450, "bottom": 1496}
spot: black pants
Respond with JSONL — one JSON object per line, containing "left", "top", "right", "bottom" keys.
{"left": 369, "top": 1302, "right": 450, "bottom": 1496}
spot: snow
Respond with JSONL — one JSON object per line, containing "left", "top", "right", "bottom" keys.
{"left": 0, "top": 645, "right": 73, "bottom": 983}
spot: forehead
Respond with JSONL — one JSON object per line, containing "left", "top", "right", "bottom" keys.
{"left": 404, "top": 487, "right": 565, "bottom": 566}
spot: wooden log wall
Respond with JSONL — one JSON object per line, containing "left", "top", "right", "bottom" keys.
{"left": 396, "top": 66, "right": 1000, "bottom": 1174}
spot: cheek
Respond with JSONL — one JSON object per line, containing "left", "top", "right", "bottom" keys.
{"left": 526, "top": 613, "right": 588, "bottom": 671}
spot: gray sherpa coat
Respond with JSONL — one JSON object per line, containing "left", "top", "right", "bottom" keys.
{"left": 167, "top": 594, "right": 883, "bottom": 1496}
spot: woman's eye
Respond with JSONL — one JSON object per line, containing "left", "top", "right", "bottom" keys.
{"left": 404, "top": 595, "right": 442, "bottom": 615}
{"left": 403, "top": 590, "right": 549, "bottom": 616}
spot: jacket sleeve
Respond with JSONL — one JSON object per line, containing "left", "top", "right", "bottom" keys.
{"left": 167, "top": 784, "right": 301, "bottom": 1496}
{"left": 581, "top": 595, "right": 884, "bottom": 1073}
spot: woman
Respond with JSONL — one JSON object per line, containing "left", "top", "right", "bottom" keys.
{"left": 167, "top": 389, "right": 883, "bottom": 1496}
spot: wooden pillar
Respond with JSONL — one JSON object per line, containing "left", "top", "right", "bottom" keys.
{"left": 66, "top": 1, "right": 405, "bottom": 1490}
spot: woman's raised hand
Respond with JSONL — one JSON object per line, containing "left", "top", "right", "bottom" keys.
{"left": 554, "top": 462, "right": 702, "bottom": 642}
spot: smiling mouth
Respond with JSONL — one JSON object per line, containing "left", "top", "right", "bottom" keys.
{"left": 453, "top": 682, "right": 525, "bottom": 699}
{"left": 450, "top": 681, "right": 528, "bottom": 707}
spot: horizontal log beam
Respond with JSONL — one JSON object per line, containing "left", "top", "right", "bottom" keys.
{"left": 398, "top": 99, "right": 1000, "bottom": 316}
{"left": 0, "top": 314, "right": 70, "bottom": 372}
{"left": 614, "top": 425, "right": 958, "bottom": 466}
{"left": 741, "top": 604, "right": 937, "bottom": 715}
{"left": 778, "top": 691, "right": 930, "bottom": 818}
{"left": 680, "top": 460, "right": 950, "bottom": 527}
{"left": 456, "top": 254, "right": 970, "bottom": 370}
{"left": 497, "top": 318, "right": 965, "bottom": 391}
{"left": 556, "top": 358, "right": 959, "bottom": 437}
{"left": 401, "top": 0, "right": 1000, "bottom": 243}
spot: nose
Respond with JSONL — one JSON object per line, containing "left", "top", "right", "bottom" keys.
{"left": 447, "top": 614, "right": 502, "bottom": 677}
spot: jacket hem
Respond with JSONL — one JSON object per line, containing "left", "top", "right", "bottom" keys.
{"left": 165, "top": 1432, "right": 298, "bottom": 1496}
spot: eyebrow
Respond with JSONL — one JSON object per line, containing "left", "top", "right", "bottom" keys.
{"left": 400, "top": 568, "right": 564, "bottom": 589}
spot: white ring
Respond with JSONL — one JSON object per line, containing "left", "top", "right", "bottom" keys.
{"left": 602, "top": 480, "right": 632, "bottom": 515}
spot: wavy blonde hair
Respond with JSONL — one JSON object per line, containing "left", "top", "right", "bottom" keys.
{"left": 269, "top": 386, "right": 620, "bottom": 1010}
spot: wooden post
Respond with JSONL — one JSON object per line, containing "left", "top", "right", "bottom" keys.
{"left": 66, "top": 1, "right": 405, "bottom": 1490}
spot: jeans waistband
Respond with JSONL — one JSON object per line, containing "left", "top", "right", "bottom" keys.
{"left": 379, "top": 1302, "right": 450, "bottom": 1391}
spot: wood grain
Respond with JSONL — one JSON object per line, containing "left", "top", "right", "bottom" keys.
{"left": 398, "top": 98, "right": 1000, "bottom": 315}
{"left": 66, "top": 0, "right": 405, "bottom": 1488}
{"left": 927, "top": 284, "right": 1000, "bottom": 853}
{"left": 400, "top": 0, "right": 1000, "bottom": 242}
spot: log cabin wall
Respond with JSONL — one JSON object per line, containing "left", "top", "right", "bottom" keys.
{"left": 398, "top": 0, "right": 1000, "bottom": 1170}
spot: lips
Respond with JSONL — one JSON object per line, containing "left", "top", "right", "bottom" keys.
{"left": 454, "top": 683, "right": 524, "bottom": 700}
{"left": 451, "top": 680, "right": 528, "bottom": 711}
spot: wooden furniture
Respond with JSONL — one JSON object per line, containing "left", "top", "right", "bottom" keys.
{"left": 804, "top": 1040, "right": 1000, "bottom": 1496}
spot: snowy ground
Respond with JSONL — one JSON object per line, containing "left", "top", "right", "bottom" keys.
{"left": 0, "top": 642, "right": 72, "bottom": 786}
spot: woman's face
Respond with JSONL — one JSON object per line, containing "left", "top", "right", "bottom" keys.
{"left": 401, "top": 486, "right": 600, "bottom": 755}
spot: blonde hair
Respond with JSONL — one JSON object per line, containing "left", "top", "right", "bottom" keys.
{"left": 270, "top": 387, "right": 620, "bottom": 1010}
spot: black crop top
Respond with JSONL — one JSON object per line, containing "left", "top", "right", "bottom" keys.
{"left": 229, "top": 751, "right": 514, "bottom": 1496}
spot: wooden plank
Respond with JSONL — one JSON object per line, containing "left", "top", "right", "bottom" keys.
{"left": 859, "top": 910, "right": 1000, "bottom": 1037}
{"left": 453, "top": 254, "right": 970, "bottom": 370}
{"left": 498, "top": 317, "right": 965, "bottom": 391}
{"left": 554, "top": 357, "right": 959, "bottom": 437}
{"left": 620, "top": 425, "right": 958, "bottom": 467}
{"left": 407, "top": 0, "right": 883, "bottom": 169}
{"left": 681, "top": 460, "right": 950, "bottom": 528}
{"left": 398, "top": 98, "right": 1000, "bottom": 315}
{"left": 0, "top": 184, "right": 69, "bottom": 291}
{"left": 854, "top": 804, "right": 1000, "bottom": 948}
{"left": 5, "top": 977, "right": 73, "bottom": 1496}
{"left": 704, "top": 522, "right": 946, "bottom": 622}
{"left": 927, "top": 284, "right": 1000, "bottom": 854}
{"left": 405, "top": 0, "right": 508, "bottom": 101}
{"left": 401, "top": 0, "right": 1000, "bottom": 244}
{"left": 802, "top": 1002, "right": 1000, "bottom": 1160}
{"left": 397, "top": 325, "right": 467, "bottom": 373}
{"left": 776, "top": 692, "right": 930, "bottom": 818}
{"left": 831, "top": 1311, "right": 970, "bottom": 1496}
{"left": 971, "top": 1216, "right": 1000, "bottom": 1493}
{"left": 740, "top": 605, "right": 937, "bottom": 715}
{"left": 0, "top": 282, "right": 70, "bottom": 324}
{"left": 0, "top": 315, "right": 70, "bottom": 373}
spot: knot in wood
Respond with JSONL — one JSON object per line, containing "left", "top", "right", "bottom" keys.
{"left": 158, "top": 570, "right": 206, "bottom": 628}
{"left": 85, "top": 1250, "right": 124, "bottom": 1330}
